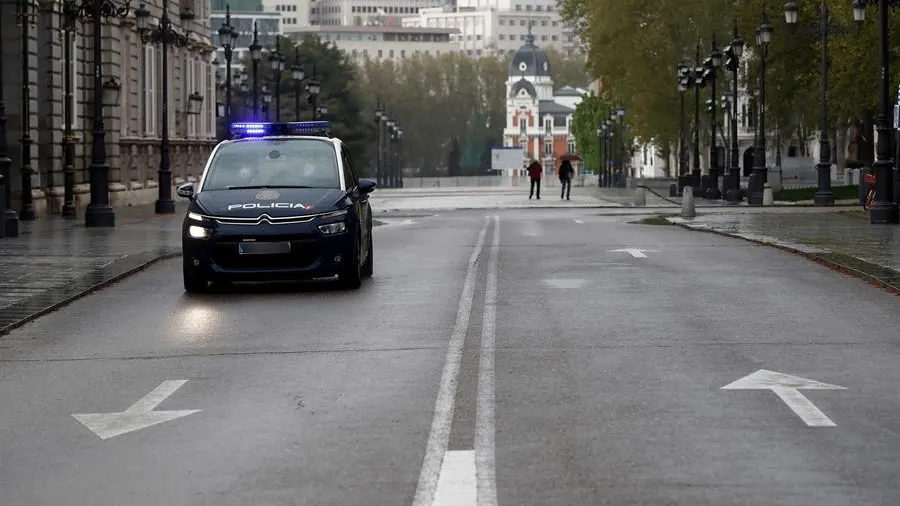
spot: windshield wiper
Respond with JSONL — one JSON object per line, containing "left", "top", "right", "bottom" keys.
{"left": 225, "top": 185, "right": 317, "bottom": 189}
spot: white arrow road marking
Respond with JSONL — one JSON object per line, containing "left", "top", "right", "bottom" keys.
{"left": 608, "top": 248, "right": 658, "bottom": 258}
{"left": 72, "top": 380, "right": 201, "bottom": 440}
{"left": 721, "top": 369, "right": 846, "bottom": 427}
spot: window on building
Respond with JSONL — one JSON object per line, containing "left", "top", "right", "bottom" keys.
{"left": 544, "top": 139, "right": 552, "bottom": 155}
{"left": 205, "top": 63, "right": 214, "bottom": 138}
{"left": 567, "top": 140, "right": 576, "bottom": 154}
{"left": 186, "top": 57, "right": 196, "bottom": 137}
{"left": 515, "top": 4, "right": 521, "bottom": 10}
{"left": 142, "top": 45, "right": 156, "bottom": 135}
{"left": 525, "top": 4, "right": 532, "bottom": 10}
{"left": 519, "top": 118, "right": 526, "bottom": 133}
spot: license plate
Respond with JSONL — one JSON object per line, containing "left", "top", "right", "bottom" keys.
{"left": 238, "top": 241, "right": 292, "bottom": 255}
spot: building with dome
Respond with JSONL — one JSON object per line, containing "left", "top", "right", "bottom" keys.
{"left": 501, "top": 25, "right": 588, "bottom": 179}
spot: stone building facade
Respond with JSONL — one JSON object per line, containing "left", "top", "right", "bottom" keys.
{"left": 1, "top": 0, "right": 218, "bottom": 217}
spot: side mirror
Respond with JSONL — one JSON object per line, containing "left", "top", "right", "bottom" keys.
{"left": 358, "top": 178, "right": 377, "bottom": 194}
{"left": 176, "top": 182, "right": 195, "bottom": 199}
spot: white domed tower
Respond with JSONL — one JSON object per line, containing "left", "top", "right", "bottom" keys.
{"left": 502, "top": 24, "right": 578, "bottom": 180}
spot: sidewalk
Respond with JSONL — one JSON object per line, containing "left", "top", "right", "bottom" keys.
{"left": 666, "top": 209, "right": 900, "bottom": 290}
{"left": 0, "top": 203, "right": 186, "bottom": 334}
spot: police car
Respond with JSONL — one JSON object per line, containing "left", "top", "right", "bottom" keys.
{"left": 176, "top": 121, "right": 375, "bottom": 293}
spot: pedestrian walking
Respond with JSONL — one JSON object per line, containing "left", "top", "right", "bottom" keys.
{"left": 559, "top": 159, "right": 574, "bottom": 200}
{"left": 527, "top": 159, "right": 542, "bottom": 199}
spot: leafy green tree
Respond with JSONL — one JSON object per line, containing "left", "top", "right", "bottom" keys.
{"left": 571, "top": 92, "right": 611, "bottom": 171}
{"left": 544, "top": 48, "right": 592, "bottom": 88}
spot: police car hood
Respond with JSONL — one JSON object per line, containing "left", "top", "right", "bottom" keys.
{"left": 195, "top": 188, "right": 346, "bottom": 218}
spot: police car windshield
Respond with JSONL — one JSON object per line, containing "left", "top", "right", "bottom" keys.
{"left": 202, "top": 138, "right": 340, "bottom": 191}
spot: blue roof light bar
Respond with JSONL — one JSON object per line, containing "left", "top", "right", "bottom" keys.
{"left": 228, "top": 121, "right": 332, "bottom": 139}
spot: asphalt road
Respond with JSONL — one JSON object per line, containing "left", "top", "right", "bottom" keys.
{"left": 2, "top": 209, "right": 900, "bottom": 505}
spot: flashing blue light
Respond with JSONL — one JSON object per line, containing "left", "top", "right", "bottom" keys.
{"left": 228, "top": 121, "right": 331, "bottom": 139}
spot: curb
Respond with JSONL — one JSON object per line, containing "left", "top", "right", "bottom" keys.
{"left": 667, "top": 218, "right": 900, "bottom": 294}
{"left": 0, "top": 252, "right": 180, "bottom": 336}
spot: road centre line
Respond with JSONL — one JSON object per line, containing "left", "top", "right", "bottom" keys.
{"left": 413, "top": 216, "right": 490, "bottom": 506}
{"left": 475, "top": 215, "right": 500, "bottom": 505}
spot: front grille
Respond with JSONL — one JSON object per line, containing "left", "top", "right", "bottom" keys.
{"left": 212, "top": 236, "right": 321, "bottom": 269}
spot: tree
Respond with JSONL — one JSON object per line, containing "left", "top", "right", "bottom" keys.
{"left": 544, "top": 48, "right": 592, "bottom": 88}
{"left": 356, "top": 52, "right": 508, "bottom": 175}
{"left": 570, "top": 92, "right": 611, "bottom": 172}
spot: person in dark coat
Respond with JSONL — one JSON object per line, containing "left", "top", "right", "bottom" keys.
{"left": 559, "top": 159, "right": 574, "bottom": 200}
{"left": 527, "top": 159, "right": 542, "bottom": 199}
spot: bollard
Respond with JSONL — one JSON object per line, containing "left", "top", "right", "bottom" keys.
{"left": 669, "top": 183, "right": 678, "bottom": 197}
{"left": 635, "top": 186, "right": 647, "bottom": 207}
{"left": 762, "top": 183, "right": 774, "bottom": 206}
{"left": 681, "top": 186, "right": 696, "bottom": 218}
{"left": 0, "top": 174, "right": 4, "bottom": 238}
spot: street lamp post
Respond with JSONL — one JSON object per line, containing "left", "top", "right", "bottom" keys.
{"left": 386, "top": 116, "right": 396, "bottom": 188}
{"left": 785, "top": 0, "right": 844, "bottom": 205}
{"left": 852, "top": 0, "right": 899, "bottom": 223}
{"left": 691, "top": 42, "right": 703, "bottom": 197}
{"left": 135, "top": 0, "right": 195, "bottom": 215}
{"left": 0, "top": 1, "right": 15, "bottom": 235}
{"left": 706, "top": 35, "right": 723, "bottom": 200}
{"left": 69, "top": 0, "right": 131, "bottom": 227}
{"left": 677, "top": 63, "right": 690, "bottom": 194}
{"left": 596, "top": 123, "right": 604, "bottom": 187}
{"left": 396, "top": 127, "right": 404, "bottom": 187}
{"left": 373, "top": 101, "right": 383, "bottom": 187}
{"left": 270, "top": 37, "right": 285, "bottom": 122}
{"left": 249, "top": 22, "right": 261, "bottom": 121}
{"left": 262, "top": 86, "right": 272, "bottom": 120}
{"left": 60, "top": 1, "right": 77, "bottom": 219}
{"left": 616, "top": 106, "right": 626, "bottom": 187}
{"left": 605, "top": 120, "right": 613, "bottom": 187}
{"left": 18, "top": 0, "right": 37, "bottom": 220}
{"left": 217, "top": 6, "right": 237, "bottom": 134}
{"left": 724, "top": 22, "right": 744, "bottom": 203}
{"left": 292, "top": 48, "right": 305, "bottom": 121}
{"left": 306, "top": 65, "right": 320, "bottom": 121}
{"left": 749, "top": 15, "right": 773, "bottom": 206}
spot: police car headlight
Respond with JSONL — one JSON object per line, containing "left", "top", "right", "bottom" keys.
{"left": 317, "top": 222, "right": 346, "bottom": 235}
{"left": 319, "top": 209, "right": 348, "bottom": 220}
{"left": 188, "top": 225, "right": 212, "bottom": 239}
{"left": 187, "top": 212, "right": 207, "bottom": 222}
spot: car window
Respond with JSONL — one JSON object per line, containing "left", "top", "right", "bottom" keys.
{"left": 341, "top": 147, "right": 359, "bottom": 188}
{"left": 201, "top": 138, "right": 340, "bottom": 190}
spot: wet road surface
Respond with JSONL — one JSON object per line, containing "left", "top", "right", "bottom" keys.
{"left": 2, "top": 209, "right": 900, "bottom": 505}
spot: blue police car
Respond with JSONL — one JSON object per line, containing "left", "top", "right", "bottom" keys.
{"left": 176, "top": 121, "right": 376, "bottom": 293}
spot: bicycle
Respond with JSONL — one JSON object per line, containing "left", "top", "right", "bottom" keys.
{"left": 864, "top": 172, "right": 876, "bottom": 211}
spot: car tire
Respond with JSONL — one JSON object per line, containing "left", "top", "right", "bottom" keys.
{"left": 183, "top": 263, "right": 209, "bottom": 293}
{"left": 361, "top": 231, "right": 373, "bottom": 278}
{"left": 338, "top": 233, "right": 363, "bottom": 289}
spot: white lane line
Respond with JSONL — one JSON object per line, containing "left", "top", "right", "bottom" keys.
{"left": 475, "top": 215, "right": 500, "bottom": 506}
{"left": 433, "top": 450, "right": 477, "bottom": 506}
{"left": 413, "top": 216, "right": 490, "bottom": 506}
{"left": 574, "top": 219, "right": 584, "bottom": 224}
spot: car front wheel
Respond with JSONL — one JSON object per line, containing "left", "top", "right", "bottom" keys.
{"left": 338, "top": 233, "right": 363, "bottom": 289}
{"left": 183, "top": 262, "right": 209, "bottom": 293}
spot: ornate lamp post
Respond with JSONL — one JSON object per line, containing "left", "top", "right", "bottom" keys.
{"left": 262, "top": 86, "right": 272, "bottom": 121}
{"left": 135, "top": 0, "right": 195, "bottom": 215}
{"left": 749, "top": 15, "right": 773, "bottom": 206}
{"left": 292, "top": 50, "right": 305, "bottom": 121}
{"left": 373, "top": 101, "right": 384, "bottom": 187}
{"left": 0, "top": 1, "right": 14, "bottom": 235}
{"left": 604, "top": 119, "right": 613, "bottom": 187}
{"left": 723, "top": 22, "right": 744, "bottom": 202}
{"left": 64, "top": 0, "right": 132, "bottom": 227}
{"left": 269, "top": 37, "right": 286, "bottom": 122}
{"left": 306, "top": 65, "right": 320, "bottom": 120}
{"left": 677, "top": 62, "right": 690, "bottom": 194}
{"left": 385, "top": 115, "right": 396, "bottom": 188}
{"left": 249, "top": 22, "right": 261, "bottom": 121}
{"left": 17, "top": 0, "right": 37, "bottom": 220}
{"left": 704, "top": 35, "right": 723, "bottom": 199}
{"left": 217, "top": 6, "right": 237, "bottom": 133}
{"left": 852, "top": 0, "right": 899, "bottom": 223}
{"left": 785, "top": 0, "right": 854, "bottom": 206}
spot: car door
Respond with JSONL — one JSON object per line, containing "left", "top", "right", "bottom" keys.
{"left": 341, "top": 147, "right": 368, "bottom": 255}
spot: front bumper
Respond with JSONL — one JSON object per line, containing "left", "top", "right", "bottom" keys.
{"left": 183, "top": 220, "right": 355, "bottom": 282}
